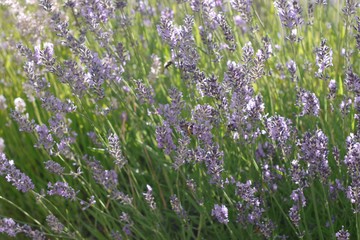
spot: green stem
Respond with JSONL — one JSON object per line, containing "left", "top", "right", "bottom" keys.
{"left": 311, "top": 184, "right": 324, "bottom": 240}
{"left": 321, "top": 184, "right": 335, "bottom": 239}
{"left": 301, "top": 206, "right": 311, "bottom": 240}
{"left": 356, "top": 213, "right": 360, "bottom": 240}
{"left": 271, "top": 195, "right": 299, "bottom": 235}
{"left": 0, "top": 196, "right": 42, "bottom": 226}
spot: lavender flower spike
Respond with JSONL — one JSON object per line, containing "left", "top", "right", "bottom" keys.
{"left": 143, "top": 184, "right": 156, "bottom": 210}
{"left": 0, "top": 153, "right": 34, "bottom": 192}
{"left": 296, "top": 88, "right": 320, "bottom": 117}
{"left": 47, "top": 181, "right": 77, "bottom": 200}
{"left": 315, "top": 39, "right": 333, "bottom": 74}
{"left": 212, "top": 204, "right": 229, "bottom": 224}
{"left": 336, "top": 226, "right": 350, "bottom": 240}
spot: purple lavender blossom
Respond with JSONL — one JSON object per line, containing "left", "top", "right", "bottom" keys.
{"left": 143, "top": 184, "right": 156, "bottom": 210}
{"left": 0, "top": 218, "right": 20, "bottom": 237}
{"left": 34, "top": 42, "right": 55, "bottom": 68}
{"left": 157, "top": 14, "right": 175, "bottom": 47}
{"left": 286, "top": 60, "right": 297, "bottom": 80}
{"left": 244, "top": 95, "right": 265, "bottom": 120}
{"left": 122, "top": 224, "right": 131, "bottom": 236}
{"left": 342, "top": 0, "right": 357, "bottom": 16}
{"left": 296, "top": 88, "right": 320, "bottom": 116}
{"left": 195, "top": 72, "right": 222, "bottom": 99}
{"left": 119, "top": 212, "right": 133, "bottom": 236}
{"left": 235, "top": 180, "right": 265, "bottom": 225}
{"left": 86, "top": 158, "right": 118, "bottom": 190}
{"left": 328, "top": 79, "right": 337, "bottom": 99}
{"left": 80, "top": 196, "right": 96, "bottom": 211}
{"left": 329, "top": 179, "right": 344, "bottom": 200}
{"left": 236, "top": 180, "right": 258, "bottom": 205}
{"left": 87, "top": 131, "right": 101, "bottom": 146}
{"left": 198, "top": 0, "right": 219, "bottom": 30}
{"left": 340, "top": 97, "right": 352, "bottom": 115}
{"left": 216, "top": 13, "right": 236, "bottom": 50}
{"left": 35, "top": 124, "right": 54, "bottom": 154}
{"left": 39, "top": 0, "right": 52, "bottom": 11}
{"left": 204, "top": 144, "right": 224, "bottom": 184}
{"left": 258, "top": 220, "right": 275, "bottom": 239}
{"left": 344, "top": 67, "right": 360, "bottom": 94}
{"left": 274, "top": 0, "right": 303, "bottom": 29}
{"left": 10, "top": 110, "right": 35, "bottom": 132}
{"left": 242, "top": 42, "right": 254, "bottom": 65}
{"left": 79, "top": 0, "right": 114, "bottom": 27}
{"left": 192, "top": 104, "right": 218, "bottom": 125}
{"left": 110, "top": 230, "right": 123, "bottom": 240}
{"left": 290, "top": 158, "right": 308, "bottom": 187}
{"left": 170, "top": 194, "right": 187, "bottom": 221}
{"left": 255, "top": 142, "right": 275, "bottom": 161}
{"left": 261, "top": 162, "right": 284, "bottom": 192}
{"left": 156, "top": 122, "right": 176, "bottom": 154}
{"left": 224, "top": 57, "right": 264, "bottom": 141}
{"left": 108, "top": 133, "right": 127, "bottom": 168}
{"left": 289, "top": 187, "right": 307, "bottom": 227}
{"left": 40, "top": 94, "right": 76, "bottom": 113}
{"left": 355, "top": 96, "right": 360, "bottom": 113}
{"left": 190, "top": 0, "right": 201, "bottom": 12}
{"left": 136, "top": 0, "right": 156, "bottom": 18}
{"left": 336, "top": 226, "right": 350, "bottom": 240}
{"left": 110, "top": 190, "right": 133, "bottom": 205}
{"left": 344, "top": 134, "right": 360, "bottom": 212}
{"left": 158, "top": 88, "right": 185, "bottom": 128}
{"left": 0, "top": 153, "right": 34, "bottom": 192}
{"left": 46, "top": 214, "right": 64, "bottom": 233}
{"left": 251, "top": 49, "right": 266, "bottom": 80}
{"left": 58, "top": 60, "right": 88, "bottom": 97}
{"left": 44, "top": 160, "right": 64, "bottom": 175}
{"left": 193, "top": 144, "right": 224, "bottom": 185}
{"left": 134, "top": 80, "right": 154, "bottom": 105}
{"left": 298, "top": 130, "right": 330, "bottom": 182}
{"left": 234, "top": 15, "right": 248, "bottom": 32}
{"left": 173, "top": 135, "right": 192, "bottom": 170}
{"left": 354, "top": 16, "right": 360, "bottom": 50}
{"left": 0, "top": 218, "right": 45, "bottom": 239}
{"left": 230, "top": 0, "right": 252, "bottom": 22}
{"left": 265, "top": 115, "right": 293, "bottom": 147}
{"left": 333, "top": 146, "right": 340, "bottom": 166}
{"left": 186, "top": 178, "right": 197, "bottom": 193}
{"left": 158, "top": 13, "right": 199, "bottom": 76}
{"left": 290, "top": 188, "right": 306, "bottom": 207}
{"left": 315, "top": 39, "right": 333, "bottom": 74}
{"left": 289, "top": 205, "right": 301, "bottom": 227}
{"left": 211, "top": 204, "right": 229, "bottom": 224}
{"left": 190, "top": 104, "right": 218, "bottom": 145}
{"left": 47, "top": 181, "right": 77, "bottom": 200}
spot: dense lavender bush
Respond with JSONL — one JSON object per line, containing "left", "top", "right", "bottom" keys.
{"left": 0, "top": 0, "right": 359, "bottom": 239}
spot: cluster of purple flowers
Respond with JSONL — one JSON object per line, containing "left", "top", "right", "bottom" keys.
{"left": 211, "top": 204, "right": 229, "bottom": 224}
{"left": 344, "top": 134, "right": 360, "bottom": 213}
{"left": 1, "top": 0, "right": 360, "bottom": 239}
{"left": 296, "top": 88, "right": 320, "bottom": 116}
{"left": 0, "top": 218, "right": 45, "bottom": 240}
{"left": 0, "top": 153, "right": 34, "bottom": 193}
{"left": 47, "top": 181, "right": 77, "bottom": 200}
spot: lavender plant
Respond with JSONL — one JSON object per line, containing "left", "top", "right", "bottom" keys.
{"left": 0, "top": 0, "right": 359, "bottom": 239}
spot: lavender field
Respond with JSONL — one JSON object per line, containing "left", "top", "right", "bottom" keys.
{"left": 0, "top": 0, "right": 359, "bottom": 239}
